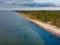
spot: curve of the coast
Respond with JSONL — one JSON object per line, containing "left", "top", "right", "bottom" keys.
{"left": 24, "top": 18, "right": 60, "bottom": 37}
{"left": 26, "top": 18, "right": 60, "bottom": 45}
{"left": 18, "top": 13, "right": 60, "bottom": 45}
{"left": 19, "top": 13, "right": 60, "bottom": 37}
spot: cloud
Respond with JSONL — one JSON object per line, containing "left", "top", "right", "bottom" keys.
{"left": 0, "top": 0, "right": 46, "bottom": 7}
{"left": 0, "top": 0, "right": 34, "bottom": 5}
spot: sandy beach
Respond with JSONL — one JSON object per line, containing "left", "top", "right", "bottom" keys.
{"left": 21, "top": 15, "right": 60, "bottom": 37}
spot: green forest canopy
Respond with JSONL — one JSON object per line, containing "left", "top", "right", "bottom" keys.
{"left": 17, "top": 10, "right": 60, "bottom": 28}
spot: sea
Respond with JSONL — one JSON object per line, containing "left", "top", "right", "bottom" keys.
{"left": 0, "top": 11, "right": 60, "bottom": 45}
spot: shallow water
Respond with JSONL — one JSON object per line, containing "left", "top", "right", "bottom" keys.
{"left": 0, "top": 11, "right": 60, "bottom": 45}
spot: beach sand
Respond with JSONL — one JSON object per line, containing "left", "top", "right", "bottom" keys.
{"left": 17, "top": 12, "right": 60, "bottom": 37}
{"left": 19, "top": 14, "right": 60, "bottom": 37}
{"left": 26, "top": 18, "right": 60, "bottom": 37}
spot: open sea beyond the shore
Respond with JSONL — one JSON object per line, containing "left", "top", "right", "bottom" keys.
{"left": 0, "top": 11, "right": 60, "bottom": 45}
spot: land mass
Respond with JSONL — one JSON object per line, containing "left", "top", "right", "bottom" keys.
{"left": 17, "top": 11, "right": 60, "bottom": 37}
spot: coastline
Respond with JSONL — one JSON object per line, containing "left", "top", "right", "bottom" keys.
{"left": 19, "top": 14, "right": 60, "bottom": 37}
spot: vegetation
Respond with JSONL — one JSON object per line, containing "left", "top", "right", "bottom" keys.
{"left": 17, "top": 10, "right": 60, "bottom": 28}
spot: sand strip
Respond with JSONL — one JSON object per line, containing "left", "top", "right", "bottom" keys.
{"left": 18, "top": 13, "right": 60, "bottom": 37}
{"left": 23, "top": 16, "right": 60, "bottom": 37}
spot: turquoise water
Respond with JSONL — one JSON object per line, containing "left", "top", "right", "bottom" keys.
{"left": 0, "top": 11, "right": 60, "bottom": 45}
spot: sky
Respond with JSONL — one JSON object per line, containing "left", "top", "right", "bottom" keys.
{"left": 33, "top": 0, "right": 60, "bottom": 3}
{"left": 0, "top": 0, "right": 60, "bottom": 3}
{"left": 5, "top": 0, "right": 60, "bottom": 3}
{"left": 0, "top": 0, "right": 60, "bottom": 7}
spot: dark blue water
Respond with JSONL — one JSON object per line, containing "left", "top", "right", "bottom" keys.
{"left": 0, "top": 11, "right": 60, "bottom": 45}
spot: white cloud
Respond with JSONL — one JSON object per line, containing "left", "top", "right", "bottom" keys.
{"left": 2, "top": 0, "right": 33, "bottom": 4}
{"left": 33, "top": 0, "right": 60, "bottom": 3}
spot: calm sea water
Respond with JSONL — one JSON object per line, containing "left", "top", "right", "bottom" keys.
{"left": 0, "top": 11, "right": 60, "bottom": 45}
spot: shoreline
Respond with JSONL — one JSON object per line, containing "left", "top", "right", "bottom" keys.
{"left": 26, "top": 18, "right": 60, "bottom": 36}
{"left": 19, "top": 14, "right": 60, "bottom": 37}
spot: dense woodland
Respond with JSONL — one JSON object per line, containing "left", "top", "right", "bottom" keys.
{"left": 17, "top": 11, "right": 60, "bottom": 28}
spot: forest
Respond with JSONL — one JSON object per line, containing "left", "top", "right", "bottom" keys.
{"left": 17, "top": 10, "right": 60, "bottom": 28}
